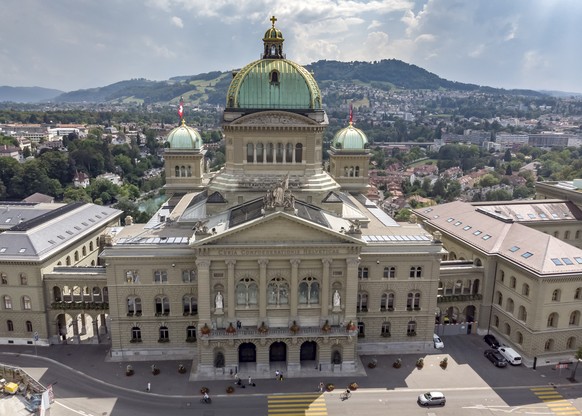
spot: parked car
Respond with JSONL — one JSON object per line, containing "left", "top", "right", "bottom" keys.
{"left": 483, "top": 334, "right": 500, "bottom": 349}
{"left": 433, "top": 334, "right": 444, "bottom": 349}
{"left": 498, "top": 347, "right": 522, "bottom": 365}
{"left": 418, "top": 391, "right": 446, "bottom": 406}
{"left": 484, "top": 349, "right": 507, "bottom": 367}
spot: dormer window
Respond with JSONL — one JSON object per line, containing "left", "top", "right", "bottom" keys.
{"left": 270, "top": 70, "right": 280, "bottom": 84}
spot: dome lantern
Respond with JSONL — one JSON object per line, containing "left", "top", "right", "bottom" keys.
{"left": 166, "top": 120, "right": 202, "bottom": 150}
{"left": 263, "top": 15, "right": 284, "bottom": 59}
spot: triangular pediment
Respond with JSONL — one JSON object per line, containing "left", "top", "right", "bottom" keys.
{"left": 192, "top": 211, "right": 362, "bottom": 247}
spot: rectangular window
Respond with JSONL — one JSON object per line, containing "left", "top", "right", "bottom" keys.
{"left": 154, "top": 270, "right": 167, "bottom": 283}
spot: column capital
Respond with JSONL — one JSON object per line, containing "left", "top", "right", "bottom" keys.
{"left": 346, "top": 257, "right": 360, "bottom": 266}
{"left": 225, "top": 259, "right": 237, "bottom": 267}
{"left": 290, "top": 258, "right": 301, "bottom": 266}
{"left": 196, "top": 259, "right": 211, "bottom": 268}
{"left": 258, "top": 258, "right": 269, "bottom": 267}
{"left": 321, "top": 258, "right": 332, "bottom": 266}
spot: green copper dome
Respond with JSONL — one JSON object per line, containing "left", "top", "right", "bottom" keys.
{"left": 226, "top": 60, "right": 322, "bottom": 110}
{"left": 226, "top": 17, "right": 322, "bottom": 111}
{"left": 167, "top": 120, "right": 202, "bottom": 149}
{"left": 332, "top": 123, "right": 369, "bottom": 150}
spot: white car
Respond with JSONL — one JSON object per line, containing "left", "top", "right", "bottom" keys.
{"left": 433, "top": 334, "right": 444, "bottom": 349}
{"left": 418, "top": 391, "right": 446, "bottom": 406}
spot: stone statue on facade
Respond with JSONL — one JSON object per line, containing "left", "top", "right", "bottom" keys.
{"left": 333, "top": 290, "right": 341, "bottom": 308}
{"left": 264, "top": 173, "right": 295, "bottom": 210}
{"left": 215, "top": 291, "right": 223, "bottom": 309}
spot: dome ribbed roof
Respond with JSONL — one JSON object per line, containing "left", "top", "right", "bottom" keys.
{"left": 166, "top": 121, "right": 202, "bottom": 149}
{"left": 264, "top": 26, "right": 284, "bottom": 41}
{"left": 226, "top": 59, "right": 322, "bottom": 110}
{"left": 332, "top": 124, "right": 368, "bottom": 150}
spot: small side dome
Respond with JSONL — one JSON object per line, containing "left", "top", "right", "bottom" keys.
{"left": 264, "top": 26, "right": 284, "bottom": 42}
{"left": 166, "top": 120, "right": 202, "bottom": 149}
{"left": 332, "top": 124, "right": 368, "bottom": 150}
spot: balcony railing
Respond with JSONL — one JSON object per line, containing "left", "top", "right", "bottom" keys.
{"left": 51, "top": 301, "right": 109, "bottom": 310}
{"left": 205, "top": 325, "right": 351, "bottom": 339}
{"left": 437, "top": 293, "right": 482, "bottom": 303}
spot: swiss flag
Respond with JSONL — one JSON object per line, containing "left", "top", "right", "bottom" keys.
{"left": 178, "top": 97, "right": 184, "bottom": 119}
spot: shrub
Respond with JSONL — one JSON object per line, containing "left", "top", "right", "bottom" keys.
{"left": 349, "top": 382, "right": 358, "bottom": 391}
{"left": 393, "top": 358, "right": 402, "bottom": 368}
{"left": 226, "top": 386, "right": 234, "bottom": 393}
{"left": 326, "top": 383, "right": 335, "bottom": 392}
{"left": 200, "top": 387, "right": 209, "bottom": 394}
{"left": 416, "top": 358, "right": 424, "bottom": 369}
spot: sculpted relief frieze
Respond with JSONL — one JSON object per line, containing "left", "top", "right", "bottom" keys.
{"left": 232, "top": 112, "right": 316, "bottom": 127}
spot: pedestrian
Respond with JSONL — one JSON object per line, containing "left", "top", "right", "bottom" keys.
{"left": 237, "top": 320, "right": 242, "bottom": 330}
{"left": 146, "top": 382, "right": 151, "bottom": 392}
{"left": 275, "top": 370, "right": 280, "bottom": 380}
{"left": 248, "top": 375, "right": 253, "bottom": 386}
{"left": 318, "top": 381, "right": 324, "bottom": 392}
{"left": 279, "top": 372, "right": 284, "bottom": 381}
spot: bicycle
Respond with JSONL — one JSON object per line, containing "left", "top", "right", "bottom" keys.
{"left": 340, "top": 390, "right": 351, "bottom": 401}
{"left": 200, "top": 397, "right": 212, "bottom": 404}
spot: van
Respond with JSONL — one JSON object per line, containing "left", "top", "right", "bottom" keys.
{"left": 498, "top": 347, "right": 522, "bottom": 365}
{"left": 433, "top": 333, "right": 444, "bottom": 349}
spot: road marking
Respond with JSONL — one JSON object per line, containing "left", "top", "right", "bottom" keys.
{"left": 530, "top": 388, "right": 581, "bottom": 415}
{"left": 268, "top": 393, "right": 327, "bottom": 416}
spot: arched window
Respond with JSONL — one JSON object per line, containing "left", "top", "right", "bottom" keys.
{"left": 26, "top": 321, "right": 33, "bottom": 332}
{"left": 567, "top": 336, "right": 576, "bottom": 349}
{"left": 357, "top": 292, "right": 368, "bottom": 312}
{"left": 494, "top": 315, "right": 499, "bottom": 327}
{"left": 72, "top": 286, "right": 82, "bottom": 303}
{"left": 454, "top": 280, "right": 463, "bottom": 294}
{"left": 22, "top": 296, "right": 31, "bottom": 310}
{"left": 256, "top": 143, "right": 264, "bottom": 162}
{"left": 155, "top": 295, "right": 170, "bottom": 316}
{"left": 565, "top": 230, "right": 571, "bottom": 239}
{"left": 357, "top": 321, "right": 365, "bottom": 337}
{"left": 89, "top": 241, "right": 94, "bottom": 251}
{"left": 236, "top": 278, "right": 258, "bottom": 307}
{"left": 295, "top": 143, "right": 303, "bottom": 162}
{"left": 159, "top": 326, "right": 169, "bottom": 342}
{"left": 407, "top": 320, "right": 417, "bottom": 336}
{"left": 577, "top": 230, "right": 581, "bottom": 239}
{"left": 358, "top": 267, "right": 368, "bottom": 279}
{"left": 103, "top": 287, "right": 109, "bottom": 302}
{"left": 407, "top": 292, "right": 421, "bottom": 310}
{"left": 510, "top": 276, "right": 516, "bottom": 289}
{"left": 285, "top": 143, "right": 293, "bottom": 163}
{"left": 183, "top": 295, "right": 197, "bottom": 315}
{"left": 131, "top": 326, "right": 141, "bottom": 341}
{"left": 268, "top": 277, "right": 289, "bottom": 306}
{"left": 7, "top": 320, "right": 13, "bottom": 331}
{"left": 499, "top": 270, "right": 505, "bottom": 282}
{"left": 1, "top": 273, "right": 7, "bottom": 285}
{"left": 266, "top": 143, "right": 274, "bottom": 163}
{"left": 3, "top": 295, "right": 12, "bottom": 309}
{"left": 518, "top": 305, "right": 527, "bottom": 322}
{"left": 298, "top": 277, "right": 319, "bottom": 305}
{"left": 62, "top": 286, "right": 72, "bottom": 302}
{"left": 92, "top": 287, "right": 102, "bottom": 302}
{"left": 516, "top": 331, "right": 523, "bottom": 345}
{"left": 496, "top": 291, "right": 503, "bottom": 306}
{"left": 53, "top": 286, "right": 62, "bottom": 302}
{"left": 127, "top": 296, "right": 142, "bottom": 316}
{"left": 506, "top": 298, "right": 514, "bottom": 314}
{"left": 522, "top": 283, "right": 530, "bottom": 297}
{"left": 270, "top": 69, "right": 280, "bottom": 83}
{"left": 246, "top": 143, "right": 254, "bottom": 163}
{"left": 576, "top": 288, "right": 582, "bottom": 299}
{"left": 82, "top": 246, "right": 87, "bottom": 256}
{"left": 383, "top": 266, "right": 396, "bottom": 279}
{"left": 380, "top": 293, "right": 390, "bottom": 311}
{"left": 74, "top": 251, "right": 79, "bottom": 262}
{"left": 381, "top": 321, "right": 391, "bottom": 337}
{"left": 66, "top": 256, "right": 71, "bottom": 265}
{"left": 569, "top": 311, "right": 580, "bottom": 326}
{"left": 544, "top": 339, "right": 554, "bottom": 351}
{"left": 181, "top": 166, "right": 186, "bottom": 177}
{"left": 354, "top": 166, "right": 360, "bottom": 177}
{"left": 20, "top": 273, "right": 27, "bottom": 285}
{"left": 504, "top": 323, "right": 511, "bottom": 336}
{"left": 554, "top": 231, "right": 559, "bottom": 238}
{"left": 547, "top": 312, "right": 558, "bottom": 328}
{"left": 175, "top": 166, "right": 180, "bottom": 177}
{"left": 552, "top": 289, "right": 561, "bottom": 301}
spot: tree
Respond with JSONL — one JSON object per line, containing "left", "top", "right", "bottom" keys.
{"left": 504, "top": 149, "right": 512, "bottom": 162}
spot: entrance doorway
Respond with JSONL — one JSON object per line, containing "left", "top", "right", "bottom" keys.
{"left": 239, "top": 343, "right": 257, "bottom": 363}
{"left": 300, "top": 341, "right": 317, "bottom": 361}
{"left": 269, "top": 341, "right": 287, "bottom": 362}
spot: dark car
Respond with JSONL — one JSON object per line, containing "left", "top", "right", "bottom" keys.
{"left": 484, "top": 334, "right": 500, "bottom": 349}
{"left": 484, "top": 349, "right": 507, "bottom": 367}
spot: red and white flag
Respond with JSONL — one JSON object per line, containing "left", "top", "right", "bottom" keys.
{"left": 178, "top": 97, "right": 184, "bottom": 119}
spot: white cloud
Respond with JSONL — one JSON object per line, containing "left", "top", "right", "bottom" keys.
{"left": 171, "top": 16, "right": 184, "bottom": 28}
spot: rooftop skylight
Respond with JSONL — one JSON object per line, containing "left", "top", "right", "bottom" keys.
{"left": 522, "top": 252, "right": 533, "bottom": 259}
{"left": 509, "top": 246, "right": 520, "bottom": 252}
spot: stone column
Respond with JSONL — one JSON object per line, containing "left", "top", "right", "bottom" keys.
{"left": 258, "top": 259, "right": 269, "bottom": 321}
{"left": 71, "top": 318, "right": 80, "bottom": 344}
{"left": 196, "top": 259, "right": 211, "bottom": 324}
{"left": 344, "top": 257, "right": 359, "bottom": 321}
{"left": 226, "top": 259, "right": 236, "bottom": 320}
{"left": 290, "top": 259, "right": 300, "bottom": 319}
{"left": 321, "top": 258, "right": 331, "bottom": 318}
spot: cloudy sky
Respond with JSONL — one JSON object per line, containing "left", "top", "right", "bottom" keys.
{"left": 1, "top": 0, "right": 580, "bottom": 93}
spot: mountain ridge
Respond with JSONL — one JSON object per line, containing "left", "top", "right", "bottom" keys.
{"left": 1, "top": 59, "right": 546, "bottom": 104}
